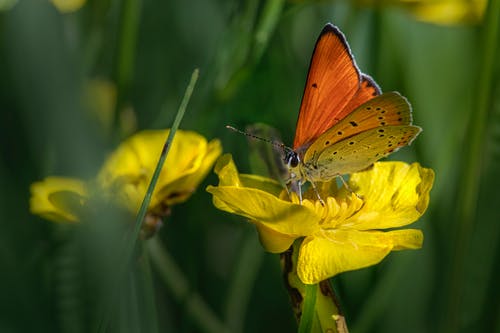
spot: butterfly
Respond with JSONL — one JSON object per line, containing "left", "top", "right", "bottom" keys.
{"left": 285, "top": 23, "right": 421, "bottom": 204}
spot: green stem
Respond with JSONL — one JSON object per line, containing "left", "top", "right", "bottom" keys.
{"left": 114, "top": 0, "right": 142, "bottom": 131}
{"left": 298, "top": 284, "right": 317, "bottom": 333}
{"left": 251, "top": 0, "right": 285, "bottom": 64}
{"left": 135, "top": 241, "right": 159, "bottom": 333}
{"left": 223, "top": 231, "right": 263, "bottom": 333}
{"left": 148, "top": 237, "right": 230, "bottom": 333}
{"left": 282, "top": 240, "right": 345, "bottom": 333}
{"left": 447, "top": 2, "right": 500, "bottom": 332}
{"left": 365, "top": 5, "right": 382, "bottom": 79}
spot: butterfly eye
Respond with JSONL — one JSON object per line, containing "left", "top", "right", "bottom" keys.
{"left": 286, "top": 152, "right": 300, "bottom": 168}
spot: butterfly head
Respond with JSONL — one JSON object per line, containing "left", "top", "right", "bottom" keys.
{"left": 285, "top": 151, "right": 300, "bottom": 168}
{"left": 284, "top": 150, "right": 302, "bottom": 183}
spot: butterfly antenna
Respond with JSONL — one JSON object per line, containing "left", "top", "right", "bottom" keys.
{"left": 225, "top": 125, "right": 293, "bottom": 153}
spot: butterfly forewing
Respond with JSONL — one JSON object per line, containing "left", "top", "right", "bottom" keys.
{"left": 308, "top": 125, "right": 421, "bottom": 179}
{"left": 293, "top": 24, "right": 362, "bottom": 149}
{"left": 303, "top": 92, "right": 412, "bottom": 162}
{"left": 338, "top": 74, "right": 381, "bottom": 118}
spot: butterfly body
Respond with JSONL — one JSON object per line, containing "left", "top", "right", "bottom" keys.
{"left": 286, "top": 24, "right": 421, "bottom": 203}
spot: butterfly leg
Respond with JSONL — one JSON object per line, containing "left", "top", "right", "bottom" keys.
{"left": 284, "top": 180, "right": 291, "bottom": 196}
{"left": 308, "top": 180, "right": 325, "bottom": 206}
{"left": 298, "top": 180, "right": 303, "bottom": 204}
{"left": 338, "top": 175, "right": 362, "bottom": 199}
{"left": 286, "top": 178, "right": 302, "bottom": 203}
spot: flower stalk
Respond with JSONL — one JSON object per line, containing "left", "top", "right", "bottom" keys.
{"left": 283, "top": 240, "right": 348, "bottom": 333}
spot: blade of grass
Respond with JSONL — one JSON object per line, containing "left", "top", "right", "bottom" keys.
{"left": 446, "top": 1, "right": 500, "bottom": 332}
{"left": 129, "top": 68, "right": 199, "bottom": 252}
{"left": 251, "top": 0, "right": 285, "bottom": 64}
{"left": 223, "top": 231, "right": 263, "bottom": 333}
{"left": 113, "top": 0, "right": 142, "bottom": 131}
{"left": 98, "top": 68, "right": 199, "bottom": 332}
{"left": 215, "top": 0, "right": 284, "bottom": 101}
{"left": 135, "top": 242, "right": 159, "bottom": 333}
{"left": 148, "top": 237, "right": 230, "bottom": 333}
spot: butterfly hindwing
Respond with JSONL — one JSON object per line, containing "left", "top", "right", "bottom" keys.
{"left": 308, "top": 125, "right": 421, "bottom": 180}
{"left": 303, "top": 92, "right": 413, "bottom": 162}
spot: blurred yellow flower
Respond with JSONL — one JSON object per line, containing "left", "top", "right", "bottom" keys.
{"left": 30, "top": 177, "right": 87, "bottom": 223}
{"left": 30, "top": 129, "right": 222, "bottom": 226}
{"left": 85, "top": 78, "right": 138, "bottom": 137}
{"left": 207, "top": 154, "right": 434, "bottom": 284}
{"left": 97, "top": 129, "right": 222, "bottom": 215}
{"left": 85, "top": 79, "right": 117, "bottom": 135}
{"left": 50, "top": 0, "right": 86, "bottom": 13}
{"left": 357, "top": 0, "right": 487, "bottom": 25}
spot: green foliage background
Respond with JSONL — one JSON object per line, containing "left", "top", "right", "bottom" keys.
{"left": 1, "top": 0, "right": 499, "bottom": 332}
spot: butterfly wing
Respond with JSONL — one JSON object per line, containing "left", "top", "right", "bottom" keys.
{"left": 303, "top": 92, "right": 412, "bottom": 162}
{"left": 308, "top": 125, "right": 421, "bottom": 180}
{"left": 340, "top": 74, "right": 381, "bottom": 118}
{"left": 293, "top": 24, "right": 371, "bottom": 150}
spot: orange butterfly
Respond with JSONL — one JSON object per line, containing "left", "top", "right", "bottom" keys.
{"left": 285, "top": 23, "right": 421, "bottom": 203}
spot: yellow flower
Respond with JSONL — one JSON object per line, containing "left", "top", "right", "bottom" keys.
{"left": 30, "top": 177, "right": 87, "bottom": 223}
{"left": 207, "top": 154, "right": 434, "bottom": 284}
{"left": 356, "top": 0, "right": 486, "bottom": 25}
{"left": 403, "top": 0, "right": 486, "bottom": 25}
{"left": 97, "top": 129, "right": 222, "bottom": 214}
{"left": 30, "top": 129, "right": 222, "bottom": 224}
{"left": 50, "top": 0, "right": 86, "bottom": 13}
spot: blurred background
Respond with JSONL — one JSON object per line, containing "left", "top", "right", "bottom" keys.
{"left": 1, "top": 0, "right": 498, "bottom": 332}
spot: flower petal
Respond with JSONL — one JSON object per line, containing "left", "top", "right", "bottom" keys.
{"left": 211, "top": 153, "right": 283, "bottom": 195}
{"left": 157, "top": 138, "right": 222, "bottom": 205}
{"left": 297, "top": 229, "right": 423, "bottom": 284}
{"left": 207, "top": 185, "right": 320, "bottom": 237}
{"left": 30, "top": 177, "right": 87, "bottom": 223}
{"left": 207, "top": 154, "right": 321, "bottom": 249}
{"left": 254, "top": 222, "right": 297, "bottom": 253}
{"left": 212, "top": 154, "right": 242, "bottom": 187}
{"left": 341, "top": 162, "right": 434, "bottom": 230}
